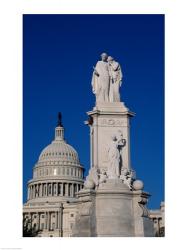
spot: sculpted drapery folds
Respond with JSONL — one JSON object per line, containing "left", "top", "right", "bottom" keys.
{"left": 108, "top": 56, "right": 123, "bottom": 102}
{"left": 91, "top": 53, "right": 123, "bottom": 103}
{"left": 107, "top": 132, "right": 126, "bottom": 179}
{"left": 92, "top": 52, "right": 110, "bottom": 102}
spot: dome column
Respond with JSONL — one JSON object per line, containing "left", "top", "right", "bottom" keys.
{"left": 27, "top": 186, "right": 30, "bottom": 200}
{"left": 71, "top": 183, "right": 74, "bottom": 197}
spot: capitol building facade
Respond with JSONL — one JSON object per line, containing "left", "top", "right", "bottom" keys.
{"left": 23, "top": 115, "right": 84, "bottom": 237}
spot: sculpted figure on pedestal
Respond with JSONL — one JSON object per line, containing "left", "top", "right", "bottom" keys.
{"left": 120, "top": 168, "right": 133, "bottom": 190}
{"left": 92, "top": 53, "right": 110, "bottom": 103}
{"left": 108, "top": 56, "right": 123, "bottom": 102}
{"left": 107, "top": 132, "right": 125, "bottom": 179}
{"left": 98, "top": 169, "right": 107, "bottom": 184}
{"left": 91, "top": 53, "right": 123, "bottom": 103}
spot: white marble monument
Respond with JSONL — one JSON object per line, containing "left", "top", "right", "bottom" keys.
{"left": 70, "top": 53, "right": 154, "bottom": 237}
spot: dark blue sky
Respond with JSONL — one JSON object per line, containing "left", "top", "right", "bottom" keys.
{"left": 23, "top": 14, "right": 164, "bottom": 208}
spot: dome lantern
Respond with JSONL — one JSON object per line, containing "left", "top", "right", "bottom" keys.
{"left": 55, "top": 112, "right": 64, "bottom": 141}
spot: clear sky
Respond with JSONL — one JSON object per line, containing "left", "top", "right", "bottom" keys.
{"left": 23, "top": 14, "right": 164, "bottom": 209}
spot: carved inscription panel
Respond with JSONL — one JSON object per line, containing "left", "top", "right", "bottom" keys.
{"left": 98, "top": 118, "right": 127, "bottom": 126}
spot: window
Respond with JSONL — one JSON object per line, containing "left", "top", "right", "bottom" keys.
{"left": 70, "top": 214, "right": 74, "bottom": 217}
{"left": 41, "top": 214, "right": 45, "bottom": 218}
{"left": 41, "top": 223, "right": 44, "bottom": 230}
{"left": 52, "top": 222, "right": 55, "bottom": 230}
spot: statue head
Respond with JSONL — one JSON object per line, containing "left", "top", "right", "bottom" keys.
{"left": 107, "top": 56, "right": 114, "bottom": 62}
{"left": 101, "top": 52, "right": 108, "bottom": 62}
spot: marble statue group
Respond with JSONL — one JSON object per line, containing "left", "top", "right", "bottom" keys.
{"left": 91, "top": 53, "right": 123, "bottom": 103}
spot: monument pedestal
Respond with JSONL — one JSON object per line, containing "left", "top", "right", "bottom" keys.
{"left": 72, "top": 179, "right": 154, "bottom": 237}
{"left": 70, "top": 98, "right": 155, "bottom": 237}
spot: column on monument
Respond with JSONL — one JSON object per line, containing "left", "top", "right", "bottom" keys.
{"left": 60, "top": 183, "right": 63, "bottom": 196}
{"left": 43, "top": 183, "right": 45, "bottom": 196}
{"left": 69, "top": 183, "right": 71, "bottom": 196}
{"left": 33, "top": 185, "right": 35, "bottom": 198}
{"left": 38, "top": 212, "right": 40, "bottom": 230}
{"left": 39, "top": 184, "right": 42, "bottom": 197}
{"left": 49, "top": 183, "right": 51, "bottom": 196}
{"left": 57, "top": 183, "right": 59, "bottom": 196}
{"left": 35, "top": 184, "right": 37, "bottom": 197}
{"left": 31, "top": 186, "right": 33, "bottom": 199}
{"left": 36, "top": 212, "right": 40, "bottom": 230}
{"left": 65, "top": 183, "right": 68, "bottom": 196}
{"left": 57, "top": 182, "right": 61, "bottom": 196}
{"left": 55, "top": 183, "right": 58, "bottom": 196}
{"left": 54, "top": 182, "right": 56, "bottom": 196}
{"left": 36, "top": 184, "right": 39, "bottom": 197}
{"left": 45, "top": 183, "right": 48, "bottom": 196}
{"left": 72, "top": 183, "right": 74, "bottom": 197}
{"left": 38, "top": 184, "right": 40, "bottom": 197}
{"left": 53, "top": 182, "right": 55, "bottom": 196}
{"left": 27, "top": 186, "right": 30, "bottom": 200}
{"left": 47, "top": 183, "right": 49, "bottom": 196}
{"left": 56, "top": 211, "right": 58, "bottom": 229}
{"left": 63, "top": 183, "right": 65, "bottom": 196}
{"left": 58, "top": 210, "right": 61, "bottom": 235}
{"left": 31, "top": 185, "right": 33, "bottom": 198}
{"left": 68, "top": 183, "right": 70, "bottom": 196}
{"left": 45, "top": 212, "right": 48, "bottom": 230}
{"left": 41, "top": 183, "right": 44, "bottom": 197}
{"left": 51, "top": 183, "right": 53, "bottom": 196}
{"left": 51, "top": 182, "right": 54, "bottom": 196}
{"left": 47, "top": 212, "right": 50, "bottom": 230}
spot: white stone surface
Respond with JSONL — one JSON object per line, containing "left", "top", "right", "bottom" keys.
{"left": 87, "top": 102, "right": 135, "bottom": 176}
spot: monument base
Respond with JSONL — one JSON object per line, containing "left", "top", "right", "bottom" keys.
{"left": 71, "top": 179, "right": 154, "bottom": 237}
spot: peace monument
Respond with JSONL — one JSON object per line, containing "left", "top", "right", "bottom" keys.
{"left": 23, "top": 52, "right": 164, "bottom": 237}
{"left": 69, "top": 52, "right": 154, "bottom": 236}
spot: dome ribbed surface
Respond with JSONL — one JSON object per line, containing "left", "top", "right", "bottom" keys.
{"left": 38, "top": 140, "right": 80, "bottom": 165}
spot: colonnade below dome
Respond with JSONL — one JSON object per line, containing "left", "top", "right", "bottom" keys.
{"left": 28, "top": 181, "right": 84, "bottom": 200}
{"left": 33, "top": 166, "right": 83, "bottom": 179}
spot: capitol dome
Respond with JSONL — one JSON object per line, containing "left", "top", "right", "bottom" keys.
{"left": 38, "top": 137, "right": 80, "bottom": 165}
{"left": 26, "top": 113, "right": 84, "bottom": 203}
